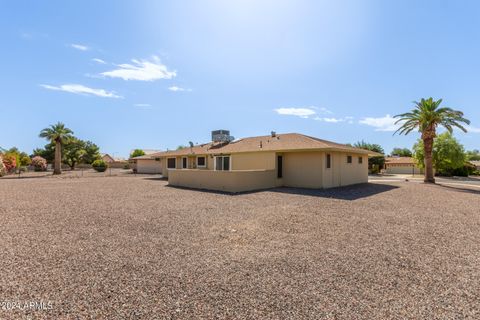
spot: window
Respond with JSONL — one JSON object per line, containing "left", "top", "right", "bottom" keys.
{"left": 215, "top": 156, "right": 230, "bottom": 171}
{"left": 182, "top": 157, "right": 187, "bottom": 169}
{"left": 167, "top": 158, "right": 176, "bottom": 169}
{"left": 155, "top": 157, "right": 160, "bottom": 162}
{"left": 358, "top": 156, "right": 363, "bottom": 164}
{"left": 277, "top": 155, "right": 283, "bottom": 178}
{"left": 326, "top": 154, "right": 331, "bottom": 169}
{"left": 197, "top": 156, "right": 206, "bottom": 167}
{"left": 347, "top": 155, "right": 352, "bottom": 164}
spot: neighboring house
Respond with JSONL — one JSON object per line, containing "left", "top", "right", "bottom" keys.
{"left": 470, "top": 160, "right": 480, "bottom": 170}
{"left": 384, "top": 157, "right": 423, "bottom": 175}
{"left": 101, "top": 154, "right": 115, "bottom": 163}
{"left": 130, "top": 152, "right": 163, "bottom": 174}
{"left": 102, "top": 154, "right": 128, "bottom": 169}
{"left": 151, "top": 130, "right": 380, "bottom": 193}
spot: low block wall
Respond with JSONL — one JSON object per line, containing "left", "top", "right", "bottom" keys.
{"left": 168, "top": 169, "right": 277, "bottom": 193}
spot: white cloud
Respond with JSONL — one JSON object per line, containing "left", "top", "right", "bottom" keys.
{"left": 92, "top": 58, "right": 106, "bottom": 64}
{"left": 466, "top": 125, "right": 480, "bottom": 133}
{"left": 325, "top": 117, "right": 342, "bottom": 123}
{"left": 275, "top": 107, "right": 317, "bottom": 118}
{"left": 314, "top": 116, "right": 354, "bottom": 123}
{"left": 312, "top": 106, "right": 333, "bottom": 114}
{"left": 71, "top": 43, "right": 89, "bottom": 51}
{"left": 359, "top": 114, "right": 402, "bottom": 131}
{"left": 40, "top": 84, "right": 122, "bottom": 98}
{"left": 168, "top": 86, "right": 191, "bottom": 92}
{"left": 101, "top": 56, "right": 176, "bottom": 81}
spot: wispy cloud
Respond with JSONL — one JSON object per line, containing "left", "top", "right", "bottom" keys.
{"left": 274, "top": 106, "right": 334, "bottom": 119}
{"left": 359, "top": 114, "right": 402, "bottom": 131}
{"left": 40, "top": 84, "right": 122, "bottom": 98}
{"left": 314, "top": 116, "right": 353, "bottom": 123}
{"left": 275, "top": 107, "right": 317, "bottom": 118}
{"left": 101, "top": 56, "right": 176, "bottom": 81}
{"left": 168, "top": 86, "right": 191, "bottom": 92}
{"left": 92, "top": 58, "right": 106, "bottom": 64}
{"left": 70, "top": 43, "right": 89, "bottom": 51}
{"left": 466, "top": 125, "right": 480, "bottom": 133}
{"left": 311, "top": 106, "right": 333, "bottom": 114}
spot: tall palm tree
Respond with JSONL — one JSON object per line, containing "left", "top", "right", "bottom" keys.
{"left": 394, "top": 98, "right": 470, "bottom": 183}
{"left": 39, "top": 122, "right": 74, "bottom": 175}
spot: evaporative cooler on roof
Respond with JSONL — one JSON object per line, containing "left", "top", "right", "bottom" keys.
{"left": 211, "top": 130, "right": 234, "bottom": 142}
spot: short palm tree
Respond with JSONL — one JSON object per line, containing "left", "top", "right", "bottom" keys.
{"left": 39, "top": 122, "right": 74, "bottom": 175}
{"left": 394, "top": 98, "right": 470, "bottom": 183}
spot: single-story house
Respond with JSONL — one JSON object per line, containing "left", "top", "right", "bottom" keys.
{"left": 101, "top": 154, "right": 129, "bottom": 169}
{"left": 470, "top": 160, "right": 480, "bottom": 170}
{"left": 384, "top": 156, "right": 423, "bottom": 175}
{"left": 151, "top": 131, "right": 381, "bottom": 193}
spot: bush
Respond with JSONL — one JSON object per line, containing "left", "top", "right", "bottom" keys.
{"left": 123, "top": 163, "right": 130, "bottom": 170}
{"left": 20, "top": 155, "right": 31, "bottom": 167}
{"left": 92, "top": 159, "right": 108, "bottom": 172}
{"left": 2, "top": 153, "right": 16, "bottom": 173}
{"left": 0, "top": 155, "right": 5, "bottom": 177}
{"left": 31, "top": 156, "right": 47, "bottom": 171}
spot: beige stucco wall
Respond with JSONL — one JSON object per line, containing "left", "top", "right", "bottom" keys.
{"left": 168, "top": 169, "right": 277, "bottom": 193}
{"left": 231, "top": 152, "right": 276, "bottom": 170}
{"left": 338, "top": 153, "right": 369, "bottom": 187}
{"left": 136, "top": 159, "right": 162, "bottom": 174}
{"left": 282, "top": 152, "right": 323, "bottom": 188}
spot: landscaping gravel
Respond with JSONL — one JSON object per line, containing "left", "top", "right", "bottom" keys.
{"left": 0, "top": 175, "right": 479, "bottom": 319}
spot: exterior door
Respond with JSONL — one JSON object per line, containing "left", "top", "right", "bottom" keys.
{"left": 277, "top": 155, "right": 283, "bottom": 178}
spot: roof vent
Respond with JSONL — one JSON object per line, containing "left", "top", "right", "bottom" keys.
{"left": 211, "top": 130, "right": 234, "bottom": 143}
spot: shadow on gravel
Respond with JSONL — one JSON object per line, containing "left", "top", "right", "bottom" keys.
{"left": 143, "top": 176, "right": 167, "bottom": 181}
{"left": 437, "top": 184, "right": 480, "bottom": 196}
{"left": 166, "top": 183, "right": 399, "bottom": 200}
{"left": 0, "top": 174, "right": 51, "bottom": 180}
{"left": 269, "top": 183, "right": 399, "bottom": 200}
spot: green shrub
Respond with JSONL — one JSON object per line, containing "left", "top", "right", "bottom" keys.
{"left": 123, "top": 163, "right": 130, "bottom": 169}
{"left": 92, "top": 159, "right": 108, "bottom": 172}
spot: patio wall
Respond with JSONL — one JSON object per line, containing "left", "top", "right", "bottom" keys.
{"left": 168, "top": 169, "right": 277, "bottom": 193}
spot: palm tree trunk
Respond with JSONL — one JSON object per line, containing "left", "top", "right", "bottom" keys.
{"left": 54, "top": 140, "right": 62, "bottom": 175}
{"left": 423, "top": 137, "right": 435, "bottom": 183}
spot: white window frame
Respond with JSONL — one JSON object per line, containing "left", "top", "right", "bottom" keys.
{"left": 214, "top": 155, "right": 231, "bottom": 171}
{"left": 196, "top": 156, "right": 206, "bottom": 168}
{"left": 167, "top": 157, "right": 176, "bottom": 169}
{"left": 181, "top": 157, "right": 188, "bottom": 169}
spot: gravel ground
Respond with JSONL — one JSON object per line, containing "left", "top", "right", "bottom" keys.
{"left": 0, "top": 175, "right": 479, "bottom": 319}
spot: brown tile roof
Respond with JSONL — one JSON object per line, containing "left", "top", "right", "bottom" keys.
{"left": 150, "top": 133, "right": 382, "bottom": 157}
{"left": 385, "top": 157, "right": 415, "bottom": 165}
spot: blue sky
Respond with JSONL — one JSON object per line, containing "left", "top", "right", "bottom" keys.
{"left": 1, "top": 0, "right": 479, "bottom": 157}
